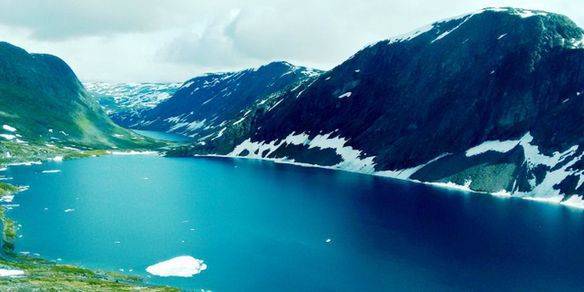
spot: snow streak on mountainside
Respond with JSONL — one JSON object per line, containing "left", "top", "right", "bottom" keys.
{"left": 168, "top": 7, "right": 584, "bottom": 206}
{"left": 85, "top": 82, "right": 182, "bottom": 127}
{"left": 125, "top": 61, "right": 321, "bottom": 138}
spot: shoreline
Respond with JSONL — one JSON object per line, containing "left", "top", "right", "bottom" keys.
{"left": 0, "top": 149, "right": 176, "bottom": 290}
{"left": 192, "top": 153, "right": 584, "bottom": 210}
{"left": 0, "top": 148, "right": 580, "bottom": 288}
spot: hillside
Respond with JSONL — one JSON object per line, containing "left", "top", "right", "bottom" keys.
{"left": 120, "top": 61, "right": 321, "bottom": 138}
{"left": 0, "top": 42, "right": 156, "bottom": 163}
{"left": 85, "top": 82, "right": 182, "bottom": 128}
{"left": 172, "top": 7, "right": 584, "bottom": 203}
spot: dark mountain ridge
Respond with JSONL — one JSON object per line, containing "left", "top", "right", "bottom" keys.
{"left": 122, "top": 61, "right": 321, "bottom": 139}
{"left": 171, "top": 7, "right": 584, "bottom": 203}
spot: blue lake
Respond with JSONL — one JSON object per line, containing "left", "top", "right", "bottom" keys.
{"left": 4, "top": 155, "right": 584, "bottom": 290}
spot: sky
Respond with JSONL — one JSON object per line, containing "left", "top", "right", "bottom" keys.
{"left": 0, "top": 0, "right": 582, "bottom": 83}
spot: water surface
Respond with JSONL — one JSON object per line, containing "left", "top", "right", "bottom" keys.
{"left": 4, "top": 155, "right": 584, "bottom": 291}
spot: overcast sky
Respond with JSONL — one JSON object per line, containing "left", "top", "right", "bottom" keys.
{"left": 0, "top": 0, "right": 582, "bottom": 83}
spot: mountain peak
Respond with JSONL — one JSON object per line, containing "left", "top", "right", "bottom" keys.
{"left": 377, "top": 7, "right": 583, "bottom": 50}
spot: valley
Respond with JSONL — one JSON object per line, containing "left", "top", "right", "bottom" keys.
{"left": 0, "top": 5, "right": 583, "bottom": 291}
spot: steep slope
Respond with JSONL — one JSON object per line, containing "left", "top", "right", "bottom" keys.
{"left": 0, "top": 41, "right": 153, "bottom": 152}
{"left": 174, "top": 8, "right": 584, "bottom": 203}
{"left": 130, "top": 61, "right": 321, "bottom": 138}
{"left": 85, "top": 82, "right": 181, "bottom": 127}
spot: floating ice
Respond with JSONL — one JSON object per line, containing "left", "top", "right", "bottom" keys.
{"left": 41, "top": 170, "right": 61, "bottom": 174}
{"left": 146, "top": 256, "right": 207, "bottom": 277}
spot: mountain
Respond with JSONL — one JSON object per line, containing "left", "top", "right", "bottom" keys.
{"left": 123, "top": 61, "right": 321, "bottom": 138}
{"left": 85, "top": 82, "right": 182, "bottom": 128}
{"left": 0, "top": 41, "right": 153, "bottom": 154}
{"left": 171, "top": 7, "right": 584, "bottom": 204}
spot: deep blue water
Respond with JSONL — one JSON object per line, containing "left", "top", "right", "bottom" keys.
{"left": 132, "top": 129, "right": 192, "bottom": 142}
{"left": 3, "top": 155, "right": 584, "bottom": 291}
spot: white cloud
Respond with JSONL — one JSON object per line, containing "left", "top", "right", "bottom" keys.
{"left": 0, "top": 0, "right": 581, "bottom": 82}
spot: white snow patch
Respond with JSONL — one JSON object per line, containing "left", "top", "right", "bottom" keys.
{"left": 228, "top": 132, "right": 376, "bottom": 173}
{"left": 0, "top": 195, "right": 14, "bottom": 203}
{"left": 492, "top": 190, "right": 512, "bottom": 198}
{"left": 387, "top": 24, "right": 433, "bottom": 44}
{"left": 465, "top": 137, "right": 522, "bottom": 157}
{"left": 52, "top": 156, "right": 64, "bottom": 162}
{"left": 0, "top": 269, "right": 24, "bottom": 277}
{"left": 561, "top": 195, "right": 584, "bottom": 209}
{"left": 522, "top": 195, "right": 564, "bottom": 204}
{"left": 0, "top": 134, "right": 16, "bottom": 140}
{"left": 338, "top": 92, "right": 352, "bottom": 99}
{"left": 211, "top": 128, "right": 227, "bottom": 141}
{"left": 376, "top": 153, "right": 450, "bottom": 179}
{"left": 146, "top": 256, "right": 207, "bottom": 277}
{"left": 497, "top": 33, "right": 508, "bottom": 40}
{"left": 426, "top": 180, "right": 473, "bottom": 192}
{"left": 268, "top": 99, "right": 283, "bottom": 111}
{"left": 432, "top": 14, "right": 475, "bottom": 43}
{"left": 2, "top": 125, "right": 16, "bottom": 132}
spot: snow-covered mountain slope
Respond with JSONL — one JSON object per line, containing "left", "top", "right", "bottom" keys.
{"left": 85, "top": 82, "right": 182, "bottom": 127}
{"left": 171, "top": 7, "right": 584, "bottom": 206}
{"left": 126, "top": 61, "right": 321, "bottom": 138}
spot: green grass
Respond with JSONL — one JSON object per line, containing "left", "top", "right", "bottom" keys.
{"left": 0, "top": 182, "right": 18, "bottom": 196}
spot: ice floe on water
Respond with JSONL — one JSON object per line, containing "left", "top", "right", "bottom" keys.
{"left": 64, "top": 209, "right": 75, "bottom": 213}
{"left": 146, "top": 256, "right": 207, "bottom": 277}
{"left": 0, "top": 269, "right": 24, "bottom": 277}
{"left": 41, "top": 170, "right": 61, "bottom": 174}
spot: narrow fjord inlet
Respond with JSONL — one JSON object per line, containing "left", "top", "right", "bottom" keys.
{"left": 0, "top": 3, "right": 583, "bottom": 291}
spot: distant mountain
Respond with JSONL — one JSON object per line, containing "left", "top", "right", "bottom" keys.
{"left": 121, "top": 61, "right": 321, "bottom": 138}
{"left": 172, "top": 8, "right": 584, "bottom": 203}
{"left": 0, "top": 41, "right": 152, "bottom": 151}
{"left": 85, "top": 82, "right": 182, "bottom": 128}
